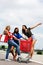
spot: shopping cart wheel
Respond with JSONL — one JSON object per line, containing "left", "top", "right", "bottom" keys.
{"left": 17, "top": 57, "right": 22, "bottom": 63}
{"left": 18, "top": 57, "right": 29, "bottom": 63}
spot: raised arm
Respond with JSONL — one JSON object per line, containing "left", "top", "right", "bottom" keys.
{"left": 30, "top": 23, "right": 42, "bottom": 30}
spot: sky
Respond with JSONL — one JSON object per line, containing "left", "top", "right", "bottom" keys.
{"left": 0, "top": 0, "right": 43, "bottom": 49}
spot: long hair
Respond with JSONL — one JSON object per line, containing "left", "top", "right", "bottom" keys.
{"left": 5, "top": 25, "right": 10, "bottom": 30}
{"left": 13, "top": 27, "right": 19, "bottom": 34}
{"left": 22, "top": 25, "right": 27, "bottom": 29}
{"left": 3, "top": 25, "right": 10, "bottom": 34}
{"left": 22, "top": 25, "right": 27, "bottom": 34}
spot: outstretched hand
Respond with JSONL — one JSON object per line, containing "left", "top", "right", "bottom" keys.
{"left": 30, "top": 22, "right": 42, "bottom": 30}
{"left": 38, "top": 23, "right": 42, "bottom": 25}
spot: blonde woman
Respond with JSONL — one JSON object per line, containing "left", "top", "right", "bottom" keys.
{"left": 4, "top": 25, "right": 21, "bottom": 61}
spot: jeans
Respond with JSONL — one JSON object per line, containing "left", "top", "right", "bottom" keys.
{"left": 6, "top": 39, "right": 20, "bottom": 59}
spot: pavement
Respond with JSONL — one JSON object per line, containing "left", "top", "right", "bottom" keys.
{"left": 0, "top": 50, "right": 43, "bottom": 65}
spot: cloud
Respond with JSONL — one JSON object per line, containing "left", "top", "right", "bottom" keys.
{"left": 34, "top": 33, "right": 43, "bottom": 39}
{"left": 0, "top": 0, "right": 39, "bottom": 9}
{"left": 0, "top": 0, "right": 43, "bottom": 24}
{"left": 0, "top": 0, "right": 43, "bottom": 49}
{"left": 0, "top": 0, "right": 43, "bottom": 34}
{"left": 0, "top": 0, "right": 43, "bottom": 30}
{"left": 38, "top": 0, "right": 43, "bottom": 3}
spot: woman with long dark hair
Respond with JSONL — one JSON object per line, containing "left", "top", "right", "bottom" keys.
{"left": 11, "top": 27, "right": 23, "bottom": 60}
{"left": 22, "top": 23, "right": 42, "bottom": 58}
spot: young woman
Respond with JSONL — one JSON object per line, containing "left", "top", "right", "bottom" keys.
{"left": 22, "top": 23, "right": 42, "bottom": 58}
{"left": 3, "top": 25, "right": 21, "bottom": 61}
{"left": 11, "top": 27, "right": 24, "bottom": 60}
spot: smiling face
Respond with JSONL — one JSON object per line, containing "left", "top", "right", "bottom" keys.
{"left": 22, "top": 25, "right": 27, "bottom": 33}
{"left": 6, "top": 25, "right": 10, "bottom": 31}
{"left": 14, "top": 27, "right": 19, "bottom": 34}
{"left": 22, "top": 25, "right": 27, "bottom": 30}
{"left": 15, "top": 28, "right": 19, "bottom": 33}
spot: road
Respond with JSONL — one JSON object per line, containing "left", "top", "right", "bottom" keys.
{"left": 0, "top": 50, "right": 43, "bottom": 65}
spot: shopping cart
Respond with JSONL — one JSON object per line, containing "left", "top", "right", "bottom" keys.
{"left": 19, "top": 37, "right": 33, "bottom": 63}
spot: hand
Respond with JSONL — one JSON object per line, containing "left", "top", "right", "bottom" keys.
{"left": 18, "top": 39, "right": 20, "bottom": 41}
{"left": 38, "top": 23, "right": 42, "bottom": 25}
